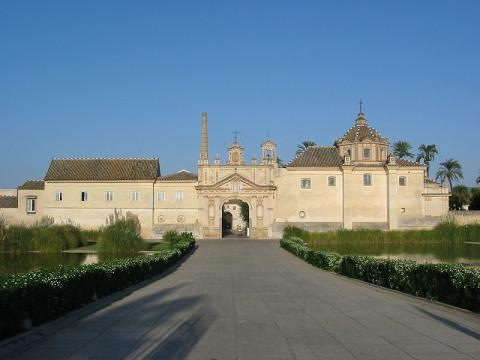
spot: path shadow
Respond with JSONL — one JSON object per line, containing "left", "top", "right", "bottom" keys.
{"left": 140, "top": 304, "right": 216, "bottom": 359}
{"left": 414, "top": 306, "right": 480, "bottom": 340}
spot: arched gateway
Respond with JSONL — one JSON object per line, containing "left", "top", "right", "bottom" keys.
{"left": 196, "top": 176, "right": 276, "bottom": 239}
{"left": 196, "top": 113, "right": 277, "bottom": 239}
{"left": 221, "top": 199, "right": 249, "bottom": 238}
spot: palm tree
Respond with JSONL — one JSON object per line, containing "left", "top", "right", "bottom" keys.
{"left": 392, "top": 141, "right": 414, "bottom": 159}
{"left": 476, "top": 169, "right": 480, "bottom": 184}
{"left": 435, "top": 159, "right": 463, "bottom": 191}
{"left": 416, "top": 144, "right": 438, "bottom": 178}
{"left": 296, "top": 141, "right": 316, "bottom": 156}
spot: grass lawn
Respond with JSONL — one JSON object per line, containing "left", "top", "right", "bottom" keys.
{"left": 75, "top": 242, "right": 98, "bottom": 251}
{"left": 75, "top": 241, "right": 173, "bottom": 252}
{"left": 146, "top": 242, "right": 171, "bottom": 251}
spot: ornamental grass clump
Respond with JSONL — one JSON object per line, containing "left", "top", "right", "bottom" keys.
{"left": 0, "top": 224, "right": 85, "bottom": 253}
{"left": 1, "top": 225, "right": 34, "bottom": 252}
{"left": 98, "top": 218, "right": 145, "bottom": 253}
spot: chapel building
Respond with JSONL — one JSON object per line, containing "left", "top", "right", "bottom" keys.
{"left": 0, "top": 111, "right": 449, "bottom": 239}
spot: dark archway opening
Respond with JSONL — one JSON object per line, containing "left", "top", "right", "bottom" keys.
{"left": 222, "top": 200, "right": 249, "bottom": 238}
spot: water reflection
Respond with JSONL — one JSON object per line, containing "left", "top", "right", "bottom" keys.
{"left": 309, "top": 241, "right": 480, "bottom": 265}
{"left": 0, "top": 252, "right": 143, "bottom": 274}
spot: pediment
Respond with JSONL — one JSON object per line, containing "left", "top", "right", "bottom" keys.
{"left": 196, "top": 173, "right": 275, "bottom": 191}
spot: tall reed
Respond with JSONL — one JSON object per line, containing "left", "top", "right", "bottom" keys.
{"left": 97, "top": 219, "right": 145, "bottom": 253}
{"left": 283, "top": 221, "right": 480, "bottom": 245}
{"left": 1, "top": 224, "right": 87, "bottom": 253}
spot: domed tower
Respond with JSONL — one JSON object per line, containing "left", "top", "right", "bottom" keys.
{"left": 335, "top": 109, "right": 389, "bottom": 164}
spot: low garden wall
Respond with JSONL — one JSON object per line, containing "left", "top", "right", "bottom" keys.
{"left": 449, "top": 211, "right": 480, "bottom": 225}
{"left": 280, "top": 237, "right": 480, "bottom": 313}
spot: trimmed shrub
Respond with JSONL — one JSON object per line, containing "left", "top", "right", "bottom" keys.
{"left": 0, "top": 235, "right": 195, "bottom": 339}
{"left": 280, "top": 237, "right": 480, "bottom": 313}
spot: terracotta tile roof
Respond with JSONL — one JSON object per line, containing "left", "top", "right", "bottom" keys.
{"left": 44, "top": 158, "right": 160, "bottom": 181}
{"left": 158, "top": 170, "right": 198, "bottom": 181}
{"left": 337, "top": 113, "right": 388, "bottom": 144}
{"left": 396, "top": 159, "right": 424, "bottom": 167}
{"left": 0, "top": 196, "right": 17, "bottom": 208}
{"left": 18, "top": 180, "right": 45, "bottom": 190}
{"left": 288, "top": 147, "right": 343, "bottom": 168}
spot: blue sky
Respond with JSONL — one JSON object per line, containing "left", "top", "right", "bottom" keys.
{"left": 1, "top": 1, "right": 479, "bottom": 187}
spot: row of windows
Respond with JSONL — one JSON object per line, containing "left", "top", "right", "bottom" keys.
{"left": 345, "top": 148, "right": 371, "bottom": 158}
{"left": 53, "top": 191, "right": 185, "bottom": 203}
{"left": 301, "top": 175, "right": 408, "bottom": 188}
{"left": 301, "top": 177, "right": 337, "bottom": 189}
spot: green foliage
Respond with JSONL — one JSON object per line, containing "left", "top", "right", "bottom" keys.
{"left": 449, "top": 185, "right": 471, "bottom": 210}
{"left": 296, "top": 141, "right": 316, "bottom": 156}
{"left": 470, "top": 187, "right": 480, "bottom": 210}
{"left": 416, "top": 144, "right": 438, "bottom": 177}
{"left": 280, "top": 237, "right": 480, "bottom": 313}
{"left": 81, "top": 229, "right": 102, "bottom": 243}
{"left": 436, "top": 159, "right": 463, "bottom": 190}
{"left": 392, "top": 141, "right": 414, "bottom": 159}
{"left": 0, "top": 235, "right": 195, "bottom": 339}
{"left": 0, "top": 216, "right": 6, "bottom": 243}
{"left": 1, "top": 224, "right": 86, "bottom": 253}
{"left": 283, "top": 222, "right": 480, "bottom": 244}
{"left": 240, "top": 202, "right": 249, "bottom": 224}
{"left": 98, "top": 219, "right": 144, "bottom": 253}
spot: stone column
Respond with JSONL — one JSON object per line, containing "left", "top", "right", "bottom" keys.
{"left": 200, "top": 112, "right": 208, "bottom": 163}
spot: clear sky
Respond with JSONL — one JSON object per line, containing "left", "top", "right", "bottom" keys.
{"left": 1, "top": 1, "right": 479, "bottom": 187}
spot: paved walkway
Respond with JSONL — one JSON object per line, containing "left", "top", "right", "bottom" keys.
{"left": 3, "top": 240, "right": 480, "bottom": 359}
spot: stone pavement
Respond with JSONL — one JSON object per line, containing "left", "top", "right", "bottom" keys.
{"left": 2, "top": 239, "right": 480, "bottom": 359}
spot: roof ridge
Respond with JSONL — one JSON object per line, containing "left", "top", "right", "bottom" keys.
{"left": 52, "top": 157, "right": 159, "bottom": 160}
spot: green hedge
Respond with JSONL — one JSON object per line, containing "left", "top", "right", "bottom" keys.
{"left": 0, "top": 233, "right": 195, "bottom": 339}
{"left": 280, "top": 237, "right": 480, "bottom": 312}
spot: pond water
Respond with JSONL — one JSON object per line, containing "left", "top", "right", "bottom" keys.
{"left": 309, "top": 241, "right": 480, "bottom": 266}
{"left": 0, "top": 252, "right": 141, "bottom": 274}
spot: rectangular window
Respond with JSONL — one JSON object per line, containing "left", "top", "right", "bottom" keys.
{"left": 157, "top": 191, "right": 165, "bottom": 202}
{"left": 132, "top": 191, "right": 140, "bottom": 202}
{"left": 328, "top": 176, "right": 336, "bottom": 186}
{"left": 301, "top": 179, "right": 311, "bottom": 189}
{"left": 175, "top": 191, "right": 184, "bottom": 202}
{"left": 399, "top": 176, "right": 407, "bottom": 186}
{"left": 55, "top": 191, "right": 63, "bottom": 202}
{"left": 26, "top": 198, "right": 36, "bottom": 213}
{"left": 81, "top": 191, "right": 88, "bottom": 202}
{"left": 363, "top": 148, "right": 371, "bottom": 159}
{"left": 105, "top": 191, "right": 114, "bottom": 201}
{"left": 363, "top": 173, "right": 372, "bottom": 186}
